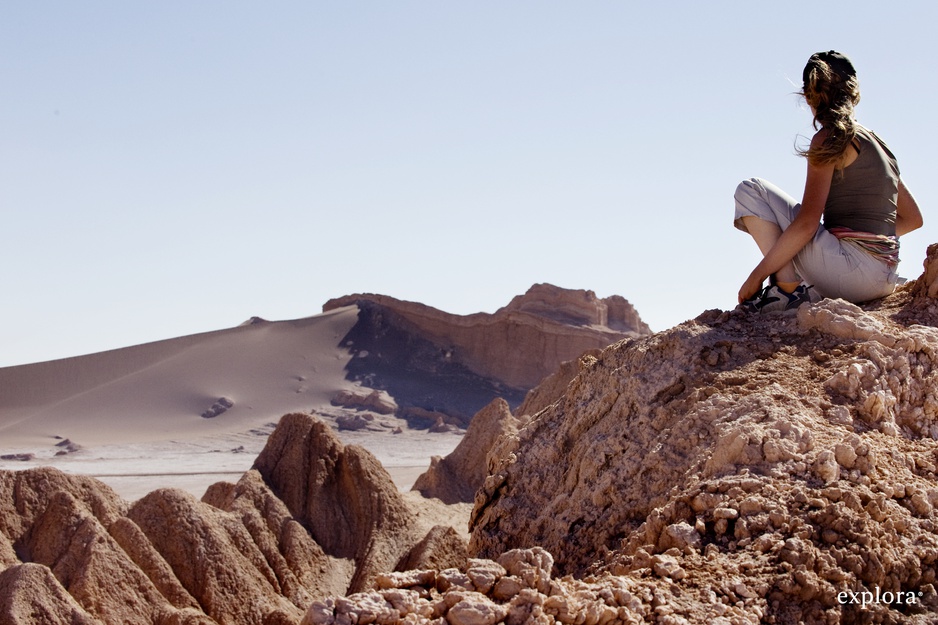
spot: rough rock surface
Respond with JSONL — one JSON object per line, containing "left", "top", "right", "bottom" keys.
{"left": 466, "top": 246, "right": 938, "bottom": 623}
{"left": 0, "top": 563, "right": 100, "bottom": 625}
{"left": 412, "top": 398, "right": 522, "bottom": 504}
{"left": 514, "top": 349, "right": 603, "bottom": 418}
{"left": 0, "top": 413, "right": 468, "bottom": 624}
{"left": 324, "top": 284, "right": 650, "bottom": 425}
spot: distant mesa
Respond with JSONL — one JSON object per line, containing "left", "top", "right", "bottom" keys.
{"left": 498, "top": 282, "right": 651, "bottom": 333}
{"left": 324, "top": 283, "right": 650, "bottom": 427}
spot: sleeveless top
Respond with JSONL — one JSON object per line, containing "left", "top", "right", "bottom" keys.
{"left": 823, "top": 125, "right": 900, "bottom": 237}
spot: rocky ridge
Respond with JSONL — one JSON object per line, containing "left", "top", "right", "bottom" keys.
{"left": 10, "top": 248, "right": 938, "bottom": 624}
{"left": 307, "top": 245, "right": 938, "bottom": 625}
{"left": 0, "top": 414, "right": 467, "bottom": 624}
{"left": 410, "top": 349, "right": 601, "bottom": 505}
{"left": 323, "top": 284, "right": 649, "bottom": 426}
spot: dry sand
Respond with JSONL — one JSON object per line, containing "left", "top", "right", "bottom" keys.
{"left": 0, "top": 305, "right": 462, "bottom": 500}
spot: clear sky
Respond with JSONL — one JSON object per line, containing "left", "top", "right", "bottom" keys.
{"left": 2, "top": 2, "right": 936, "bottom": 367}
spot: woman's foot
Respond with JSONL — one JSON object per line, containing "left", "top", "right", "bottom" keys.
{"left": 738, "top": 284, "right": 817, "bottom": 313}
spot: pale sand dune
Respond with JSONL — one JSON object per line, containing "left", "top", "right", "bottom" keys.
{"left": 0, "top": 305, "right": 462, "bottom": 500}
{"left": 0, "top": 305, "right": 360, "bottom": 446}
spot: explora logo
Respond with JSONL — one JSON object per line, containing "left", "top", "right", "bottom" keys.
{"left": 837, "top": 588, "right": 923, "bottom": 609}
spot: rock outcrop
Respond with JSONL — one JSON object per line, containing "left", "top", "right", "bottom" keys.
{"left": 324, "top": 284, "right": 650, "bottom": 426}
{"left": 514, "top": 349, "right": 603, "bottom": 419}
{"left": 412, "top": 398, "right": 522, "bottom": 504}
{"left": 0, "top": 413, "right": 468, "bottom": 624}
{"left": 252, "top": 413, "right": 467, "bottom": 593}
{"left": 293, "top": 247, "right": 938, "bottom": 625}
{"left": 465, "top": 247, "right": 938, "bottom": 623}
{"left": 0, "top": 563, "right": 100, "bottom": 625}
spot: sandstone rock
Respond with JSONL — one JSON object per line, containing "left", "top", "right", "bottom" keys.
{"left": 252, "top": 413, "right": 421, "bottom": 593}
{"left": 201, "top": 396, "right": 234, "bottom": 418}
{"left": 0, "top": 563, "right": 99, "bottom": 625}
{"left": 128, "top": 487, "right": 303, "bottom": 624}
{"left": 21, "top": 490, "right": 190, "bottom": 624}
{"left": 325, "top": 284, "right": 651, "bottom": 390}
{"left": 107, "top": 516, "right": 202, "bottom": 611}
{"left": 0, "top": 467, "right": 125, "bottom": 547}
{"left": 202, "top": 468, "right": 353, "bottom": 604}
{"left": 396, "top": 525, "right": 468, "bottom": 573}
{"left": 911, "top": 242, "right": 938, "bottom": 299}
{"left": 0, "top": 414, "right": 471, "bottom": 625}
{"left": 331, "top": 389, "right": 398, "bottom": 415}
{"left": 466, "top": 255, "right": 938, "bottom": 623}
{"left": 0, "top": 528, "right": 18, "bottom": 568}
{"left": 446, "top": 592, "right": 508, "bottom": 625}
{"left": 499, "top": 284, "right": 649, "bottom": 335}
{"left": 514, "top": 349, "right": 601, "bottom": 418}
{"left": 412, "top": 398, "right": 521, "bottom": 504}
{"left": 1, "top": 453, "right": 35, "bottom": 461}
{"left": 334, "top": 412, "right": 377, "bottom": 431}
{"left": 430, "top": 416, "right": 462, "bottom": 433}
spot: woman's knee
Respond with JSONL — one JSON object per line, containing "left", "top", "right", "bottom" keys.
{"left": 734, "top": 178, "right": 767, "bottom": 202}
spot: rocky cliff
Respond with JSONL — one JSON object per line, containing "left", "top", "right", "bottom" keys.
{"left": 0, "top": 414, "right": 466, "bottom": 624}
{"left": 411, "top": 398, "right": 522, "bottom": 505}
{"left": 465, "top": 247, "right": 938, "bottom": 623}
{"left": 410, "top": 350, "right": 601, "bottom": 505}
{"left": 323, "top": 284, "right": 649, "bottom": 426}
{"left": 306, "top": 246, "right": 938, "bottom": 625}
{"left": 12, "top": 251, "right": 938, "bottom": 624}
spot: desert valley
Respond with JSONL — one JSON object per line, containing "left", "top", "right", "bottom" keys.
{"left": 5, "top": 258, "right": 938, "bottom": 624}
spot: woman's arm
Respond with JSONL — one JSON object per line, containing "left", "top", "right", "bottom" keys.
{"left": 896, "top": 179, "right": 923, "bottom": 236}
{"left": 738, "top": 155, "right": 834, "bottom": 303}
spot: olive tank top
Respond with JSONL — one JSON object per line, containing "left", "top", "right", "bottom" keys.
{"left": 823, "top": 125, "right": 900, "bottom": 237}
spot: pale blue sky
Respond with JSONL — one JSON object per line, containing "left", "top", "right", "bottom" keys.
{"left": 2, "top": 2, "right": 936, "bottom": 367}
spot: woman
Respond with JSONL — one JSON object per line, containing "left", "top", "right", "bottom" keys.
{"left": 735, "top": 50, "right": 923, "bottom": 313}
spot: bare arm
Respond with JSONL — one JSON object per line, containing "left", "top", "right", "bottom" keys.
{"left": 738, "top": 154, "right": 833, "bottom": 303}
{"left": 896, "top": 178, "right": 923, "bottom": 236}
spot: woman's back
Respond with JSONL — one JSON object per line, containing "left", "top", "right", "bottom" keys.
{"left": 823, "top": 125, "right": 900, "bottom": 236}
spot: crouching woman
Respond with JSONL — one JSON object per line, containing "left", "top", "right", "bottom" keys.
{"left": 735, "top": 50, "right": 923, "bottom": 313}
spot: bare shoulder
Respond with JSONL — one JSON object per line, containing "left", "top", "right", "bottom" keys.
{"left": 810, "top": 127, "right": 832, "bottom": 147}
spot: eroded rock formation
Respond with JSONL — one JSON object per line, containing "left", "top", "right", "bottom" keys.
{"left": 465, "top": 246, "right": 938, "bottom": 623}
{"left": 412, "top": 398, "right": 522, "bottom": 504}
{"left": 295, "top": 252, "right": 938, "bottom": 625}
{"left": 324, "top": 284, "right": 650, "bottom": 425}
{"left": 0, "top": 413, "right": 467, "bottom": 624}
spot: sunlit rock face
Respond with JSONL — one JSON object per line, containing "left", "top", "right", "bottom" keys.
{"left": 324, "top": 284, "right": 650, "bottom": 426}
{"left": 0, "top": 413, "right": 467, "bottom": 624}
{"left": 464, "top": 251, "right": 938, "bottom": 623}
